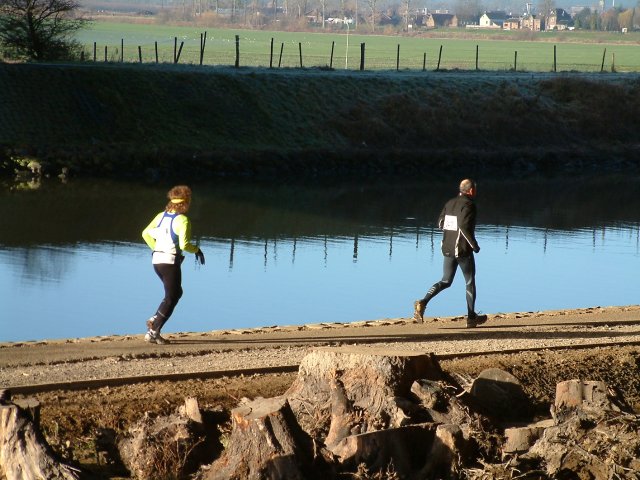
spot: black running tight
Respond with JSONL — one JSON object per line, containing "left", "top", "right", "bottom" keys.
{"left": 422, "top": 255, "right": 476, "bottom": 317}
{"left": 151, "top": 262, "right": 183, "bottom": 331}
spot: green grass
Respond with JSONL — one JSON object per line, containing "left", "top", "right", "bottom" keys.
{"left": 76, "top": 22, "right": 640, "bottom": 72}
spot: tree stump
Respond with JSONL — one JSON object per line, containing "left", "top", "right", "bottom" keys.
{"left": 503, "top": 425, "right": 546, "bottom": 454}
{"left": 285, "top": 347, "right": 443, "bottom": 439}
{"left": 330, "top": 422, "right": 437, "bottom": 474}
{"left": 205, "top": 396, "right": 326, "bottom": 480}
{"left": 118, "top": 398, "right": 212, "bottom": 480}
{"left": 554, "top": 379, "right": 620, "bottom": 414}
{"left": 0, "top": 401, "right": 85, "bottom": 480}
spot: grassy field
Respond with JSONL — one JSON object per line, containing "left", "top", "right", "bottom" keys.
{"left": 76, "top": 22, "right": 640, "bottom": 72}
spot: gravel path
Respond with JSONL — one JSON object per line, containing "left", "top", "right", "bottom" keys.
{"left": 2, "top": 305, "right": 640, "bottom": 388}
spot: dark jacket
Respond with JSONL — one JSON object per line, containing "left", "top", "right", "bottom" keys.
{"left": 438, "top": 194, "right": 479, "bottom": 258}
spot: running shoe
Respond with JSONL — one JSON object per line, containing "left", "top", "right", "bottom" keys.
{"left": 413, "top": 300, "right": 426, "bottom": 323}
{"left": 146, "top": 316, "right": 157, "bottom": 331}
{"left": 466, "top": 313, "right": 488, "bottom": 328}
{"left": 144, "top": 330, "right": 171, "bottom": 345}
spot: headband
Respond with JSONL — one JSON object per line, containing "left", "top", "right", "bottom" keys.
{"left": 170, "top": 198, "right": 186, "bottom": 204}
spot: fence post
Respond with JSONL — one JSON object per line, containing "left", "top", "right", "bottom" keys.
{"left": 299, "top": 42, "right": 303, "bottom": 68}
{"left": 93, "top": 42, "right": 96, "bottom": 62}
{"left": 514, "top": 51, "right": 517, "bottom": 71}
{"left": 396, "top": 44, "right": 400, "bottom": 71}
{"left": 330, "top": 41, "right": 335, "bottom": 69}
{"left": 270, "top": 38, "right": 274, "bottom": 68}
{"left": 175, "top": 41, "right": 184, "bottom": 63}
{"left": 360, "top": 43, "right": 365, "bottom": 71}
{"left": 278, "top": 42, "right": 284, "bottom": 68}
{"left": 611, "top": 52, "right": 615, "bottom": 72}
{"left": 423, "top": 52, "right": 426, "bottom": 71}
{"left": 600, "top": 48, "right": 606, "bottom": 72}
{"left": 138, "top": 46, "right": 142, "bottom": 63}
{"left": 553, "top": 44, "right": 557, "bottom": 72}
{"left": 200, "top": 32, "right": 207, "bottom": 65}
{"left": 104, "top": 45, "right": 108, "bottom": 62}
{"left": 174, "top": 37, "right": 177, "bottom": 63}
{"left": 155, "top": 41, "right": 158, "bottom": 63}
{"left": 436, "top": 45, "right": 443, "bottom": 71}
{"left": 121, "top": 39, "right": 124, "bottom": 62}
{"left": 475, "top": 44, "right": 478, "bottom": 70}
{"left": 235, "top": 34, "right": 240, "bottom": 68}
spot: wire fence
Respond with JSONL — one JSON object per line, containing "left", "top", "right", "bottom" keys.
{"left": 82, "top": 32, "right": 640, "bottom": 73}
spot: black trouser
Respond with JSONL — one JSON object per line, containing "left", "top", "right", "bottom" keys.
{"left": 422, "top": 254, "right": 476, "bottom": 318}
{"left": 151, "top": 262, "right": 183, "bottom": 332}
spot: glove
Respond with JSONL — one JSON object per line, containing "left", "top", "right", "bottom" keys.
{"left": 473, "top": 245, "right": 480, "bottom": 254}
{"left": 195, "top": 249, "right": 206, "bottom": 265}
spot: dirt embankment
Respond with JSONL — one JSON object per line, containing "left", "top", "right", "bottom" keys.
{"left": 2, "top": 306, "right": 640, "bottom": 478}
{"left": 2, "top": 63, "right": 640, "bottom": 180}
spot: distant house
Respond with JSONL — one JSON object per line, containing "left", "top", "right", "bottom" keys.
{"left": 546, "top": 8, "right": 573, "bottom": 30}
{"left": 503, "top": 17, "right": 521, "bottom": 30}
{"left": 424, "top": 12, "right": 458, "bottom": 28}
{"left": 521, "top": 14, "right": 543, "bottom": 31}
{"left": 479, "top": 11, "right": 508, "bottom": 28}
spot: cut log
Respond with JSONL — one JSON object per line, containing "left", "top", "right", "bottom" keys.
{"left": 419, "top": 423, "right": 467, "bottom": 478}
{"left": 286, "top": 347, "right": 443, "bottom": 438}
{"left": 503, "top": 425, "right": 546, "bottom": 454}
{"left": 329, "top": 422, "right": 437, "bottom": 475}
{"left": 555, "top": 380, "right": 620, "bottom": 413}
{"left": 0, "top": 402, "right": 85, "bottom": 480}
{"left": 180, "top": 397, "right": 203, "bottom": 424}
{"left": 205, "top": 395, "right": 326, "bottom": 480}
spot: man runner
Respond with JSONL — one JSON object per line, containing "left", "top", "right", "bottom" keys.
{"left": 413, "top": 178, "right": 488, "bottom": 328}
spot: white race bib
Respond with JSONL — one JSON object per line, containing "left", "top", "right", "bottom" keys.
{"left": 443, "top": 215, "right": 458, "bottom": 231}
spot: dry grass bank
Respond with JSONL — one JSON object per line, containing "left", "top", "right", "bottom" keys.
{"left": 1, "top": 62, "right": 639, "bottom": 179}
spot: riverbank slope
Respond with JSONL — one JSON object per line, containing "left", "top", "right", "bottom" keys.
{"left": 1, "top": 63, "right": 640, "bottom": 179}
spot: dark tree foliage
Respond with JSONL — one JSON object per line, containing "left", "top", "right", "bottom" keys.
{"left": 0, "top": 0, "right": 88, "bottom": 61}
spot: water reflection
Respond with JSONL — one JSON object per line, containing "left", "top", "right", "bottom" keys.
{"left": 1, "top": 175, "right": 639, "bottom": 342}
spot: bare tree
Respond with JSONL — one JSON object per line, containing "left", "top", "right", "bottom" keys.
{"left": 320, "top": 0, "right": 327, "bottom": 27}
{"left": 366, "top": 0, "right": 376, "bottom": 31}
{"left": 0, "top": 0, "right": 88, "bottom": 60}
{"left": 537, "top": 0, "right": 555, "bottom": 30}
{"left": 401, "top": 0, "right": 410, "bottom": 31}
{"left": 454, "top": 0, "right": 483, "bottom": 24}
{"left": 292, "top": 0, "right": 307, "bottom": 19}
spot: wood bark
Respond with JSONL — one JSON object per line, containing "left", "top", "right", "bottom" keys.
{"left": 117, "top": 398, "right": 211, "bottom": 480}
{"left": 206, "top": 395, "right": 325, "bottom": 480}
{"left": 554, "top": 379, "right": 620, "bottom": 413}
{"left": 329, "top": 423, "right": 437, "bottom": 473}
{"left": 285, "top": 347, "right": 443, "bottom": 439}
{"left": 0, "top": 401, "right": 84, "bottom": 480}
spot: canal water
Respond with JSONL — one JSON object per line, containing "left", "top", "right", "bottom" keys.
{"left": 1, "top": 175, "right": 639, "bottom": 342}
